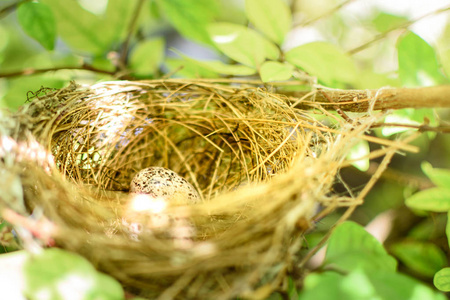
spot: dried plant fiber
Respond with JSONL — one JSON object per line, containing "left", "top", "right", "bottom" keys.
{"left": 0, "top": 79, "right": 413, "bottom": 299}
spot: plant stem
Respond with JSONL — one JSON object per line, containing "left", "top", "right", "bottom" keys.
{"left": 0, "top": 64, "right": 117, "bottom": 78}
{"left": 0, "top": 0, "right": 31, "bottom": 19}
{"left": 283, "top": 85, "right": 450, "bottom": 112}
{"left": 118, "top": 0, "right": 146, "bottom": 71}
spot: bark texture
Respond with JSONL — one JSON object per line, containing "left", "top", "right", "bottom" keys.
{"left": 284, "top": 85, "right": 450, "bottom": 112}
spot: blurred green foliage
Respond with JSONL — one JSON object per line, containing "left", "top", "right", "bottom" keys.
{"left": 24, "top": 248, "right": 124, "bottom": 299}
{"left": 1, "top": 0, "right": 448, "bottom": 110}
{"left": 298, "top": 222, "right": 445, "bottom": 300}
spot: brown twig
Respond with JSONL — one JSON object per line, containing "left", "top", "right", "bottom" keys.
{"left": 294, "top": 0, "right": 355, "bottom": 27}
{"left": 0, "top": 63, "right": 117, "bottom": 78}
{"left": 283, "top": 85, "right": 450, "bottom": 112}
{"left": 299, "top": 129, "right": 407, "bottom": 268}
{"left": 118, "top": 0, "right": 146, "bottom": 71}
{"left": 371, "top": 122, "right": 450, "bottom": 133}
{"left": 366, "top": 162, "right": 434, "bottom": 190}
{"left": 0, "top": 0, "right": 31, "bottom": 19}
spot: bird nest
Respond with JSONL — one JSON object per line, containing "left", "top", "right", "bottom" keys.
{"left": 0, "top": 79, "right": 414, "bottom": 299}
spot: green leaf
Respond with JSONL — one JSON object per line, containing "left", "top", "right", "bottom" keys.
{"left": 41, "top": 0, "right": 134, "bottom": 55}
{"left": 165, "top": 57, "right": 219, "bottom": 78}
{"left": 301, "top": 271, "right": 347, "bottom": 300}
{"left": 408, "top": 218, "right": 444, "bottom": 241}
{"left": 405, "top": 187, "right": 450, "bottom": 212}
{"left": 325, "top": 221, "right": 397, "bottom": 273}
{"left": 90, "top": 272, "right": 124, "bottom": 299}
{"left": 421, "top": 161, "right": 450, "bottom": 188}
{"left": 92, "top": 57, "right": 116, "bottom": 73}
{"left": 354, "top": 69, "right": 401, "bottom": 89}
{"left": 24, "top": 248, "right": 124, "bottom": 299}
{"left": 130, "top": 38, "right": 165, "bottom": 76}
{"left": 0, "top": 25, "right": 9, "bottom": 62}
{"left": 434, "top": 268, "right": 450, "bottom": 292}
{"left": 77, "top": 0, "right": 108, "bottom": 15}
{"left": 208, "top": 22, "right": 279, "bottom": 68}
{"left": 17, "top": 2, "right": 56, "bottom": 50}
{"left": 326, "top": 221, "right": 390, "bottom": 258}
{"left": 157, "top": 0, "right": 218, "bottom": 45}
{"left": 148, "top": 0, "right": 162, "bottom": 19}
{"left": 447, "top": 212, "right": 450, "bottom": 249}
{"left": 444, "top": 216, "right": 450, "bottom": 252}
{"left": 199, "top": 60, "right": 257, "bottom": 76}
{"left": 245, "top": 0, "right": 292, "bottom": 45}
{"left": 391, "top": 241, "right": 447, "bottom": 277}
{"left": 285, "top": 42, "right": 357, "bottom": 87}
{"left": 300, "top": 272, "right": 347, "bottom": 300}
{"left": 346, "top": 140, "right": 370, "bottom": 172}
{"left": 366, "top": 271, "right": 446, "bottom": 300}
{"left": 442, "top": 49, "right": 450, "bottom": 79}
{"left": 259, "top": 61, "right": 293, "bottom": 82}
{"left": 340, "top": 269, "right": 376, "bottom": 299}
{"left": 397, "top": 31, "right": 447, "bottom": 87}
{"left": 172, "top": 50, "right": 256, "bottom": 76}
{"left": 300, "top": 269, "right": 446, "bottom": 300}
{"left": 287, "top": 277, "right": 299, "bottom": 299}
{"left": 103, "top": 0, "right": 137, "bottom": 40}
{"left": 372, "top": 12, "right": 408, "bottom": 32}
{"left": 326, "top": 251, "right": 397, "bottom": 274}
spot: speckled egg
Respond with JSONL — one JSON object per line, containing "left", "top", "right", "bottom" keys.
{"left": 130, "top": 167, "right": 200, "bottom": 204}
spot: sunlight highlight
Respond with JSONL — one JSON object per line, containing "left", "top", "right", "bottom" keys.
{"left": 212, "top": 33, "right": 238, "bottom": 44}
{"left": 77, "top": 0, "right": 108, "bottom": 15}
{"left": 57, "top": 274, "right": 94, "bottom": 300}
{"left": 129, "top": 194, "right": 167, "bottom": 214}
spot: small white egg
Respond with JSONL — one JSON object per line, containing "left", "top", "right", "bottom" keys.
{"left": 130, "top": 167, "right": 200, "bottom": 204}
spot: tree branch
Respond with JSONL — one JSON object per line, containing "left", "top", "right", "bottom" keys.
{"left": 366, "top": 162, "right": 434, "bottom": 190}
{"left": 371, "top": 122, "right": 450, "bottom": 133}
{"left": 0, "top": 63, "right": 117, "bottom": 78}
{"left": 0, "top": 0, "right": 31, "bottom": 19}
{"left": 283, "top": 85, "right": 450, "bottom": 112}
{"left": 294, "top": 0, "right": 355, "bottom": 28}
{"left": 118, "top": 0, "right": 146, "bottom": 70}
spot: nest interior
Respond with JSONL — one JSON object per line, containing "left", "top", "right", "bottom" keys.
{"left": 0, "top": 80, "right": 409, "bottom": 299}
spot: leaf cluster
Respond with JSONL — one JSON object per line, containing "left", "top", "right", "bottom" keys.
{"left": 401, "top": 162, "right": 450, "bottom": 292}
{"left": 1, "top": 0, "right": 449, "bottom": 111}
{"left": 298, "top": 222, "right": 445, "bottom": 300}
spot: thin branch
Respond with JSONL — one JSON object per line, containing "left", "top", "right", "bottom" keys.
{"left": 319, "top": 89, "right": 353, "bottom": 122}
{"left": 294, "top": 0, "right": 355, "bottom": 28}
{"left": 371, "top": 122, "right": 450, "bottom": 133}
{"left": 0, "top": 0, "right": 31, "bottom": 19}
{"left": 348, "top": 6, "right": 450, "bottom": 54}
{"left": 0, "top": 63, "right": 117, "bottom": 78}
{"left": 299, "top": 142, "right": 401, "bottom": 268}
{"left": 283, "top": 85, "right": 450, "bottom": 112}
{"left": 118, "top": 0, "right": 146, "bottom": 70}
{"left": 366, "top": 162, "right": 434, "bottom": 190}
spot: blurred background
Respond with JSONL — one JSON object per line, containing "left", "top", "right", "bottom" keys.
{"left": 0, "top": 0, "right": 448, "bottom": 108}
